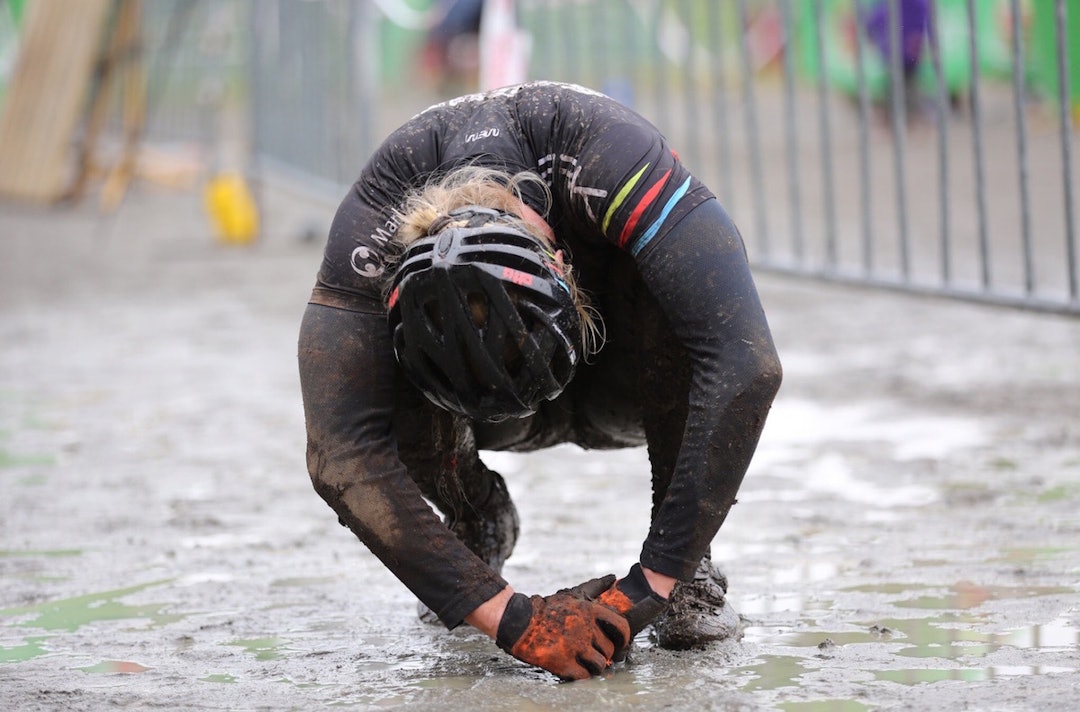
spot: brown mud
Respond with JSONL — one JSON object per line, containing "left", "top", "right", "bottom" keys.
{"left": 1, "top": 186, "right": 1079, "bottom": 710}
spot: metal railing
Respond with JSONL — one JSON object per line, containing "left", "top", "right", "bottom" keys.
{"left": 131, "top": 0, "right": 1080, "bottom": 314}
{"left": 517, "top": 0, "right": 1079, "bottom": 314}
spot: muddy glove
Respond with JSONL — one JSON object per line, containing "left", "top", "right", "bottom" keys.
{"left": 495, "top": 575, "right": 631, "bottom": 680}
{"left": 596, "top": 564, "right": 669, "bottom": 659}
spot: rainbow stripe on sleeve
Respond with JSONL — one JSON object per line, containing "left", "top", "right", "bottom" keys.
{"left": 627, "top": 175, "right": 691, "bottom": 256}
{"left": 604, "top": 154, "right": 692, "bottom": 257}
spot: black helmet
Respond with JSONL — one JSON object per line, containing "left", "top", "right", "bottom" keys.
{"left": 387, "top": 206, "right": 581, "bottom": 421}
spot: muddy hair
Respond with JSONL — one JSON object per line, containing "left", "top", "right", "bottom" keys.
{"left": 387, "top": 165, "right": 605, "bottom": 357}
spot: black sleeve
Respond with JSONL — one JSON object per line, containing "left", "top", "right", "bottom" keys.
{"left": 298, "top": 300, "right": 508, "bottom": 628}
{"left": 299, "top": 95, "right": 534, "bottom": 629}
{"left": 634, "top": 198, "right": 783, "bottom": 579}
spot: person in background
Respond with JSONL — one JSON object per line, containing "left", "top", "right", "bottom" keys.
{"left": 860, "top": 0, "right": 932, "bottom": 118}
{"left": 418, "top": 0, "right": 485, "bottom": 92}
{"left": 298, "top": 81, "right": 782, "bottom": 680}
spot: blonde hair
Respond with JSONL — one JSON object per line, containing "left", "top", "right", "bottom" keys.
{"left": 388, "top": 165, "right": 604, "bottom": 357}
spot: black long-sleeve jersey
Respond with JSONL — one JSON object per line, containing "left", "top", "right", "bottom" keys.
{"left": 299, "top": 81, "right": 781, "bottom": 629}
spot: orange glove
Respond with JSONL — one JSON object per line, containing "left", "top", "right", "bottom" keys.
{"left": 496, "top": 575, "right": 631, "bottom": 680}
{"left": 596, "top": 564, "right": 669, "bottom": 660}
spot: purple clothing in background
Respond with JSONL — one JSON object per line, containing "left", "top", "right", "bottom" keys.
{"left": 861, "top": 0, "right": 931, "bottom": 74}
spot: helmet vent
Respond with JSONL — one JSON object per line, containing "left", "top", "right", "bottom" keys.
{"left": 423, "top": 300, "right": 444, "bottom": 334}
{"left": 467, "top": 291, "right": 489, "bottom": 329}
{"left": 550, "top": 346, "right": 572, "bottom": 385}
{"left": 421, "top": 351, "right": 456, "bottom": 395}
{"left": 501, "top": 334, "right": 524, "bottom": 377}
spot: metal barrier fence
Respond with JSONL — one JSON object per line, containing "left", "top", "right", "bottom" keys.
{"left": 521, "top": 0, "right": 1080, "bottom": 314}
{"left": 137, "top": 0, "right": 1080, "bottom": 315}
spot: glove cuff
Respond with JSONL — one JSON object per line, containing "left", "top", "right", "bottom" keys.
{"left": 495, "top": 592, "right": 533, "bottom": 652}
{"left": 619, "top": 564, "right": 668, "bottom": 639}
{"left": 620, "top": 563, "right": 667, "bottom": 604}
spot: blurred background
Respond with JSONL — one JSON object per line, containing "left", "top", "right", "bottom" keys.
{"left": 1, "top": 0, "right": 1078, "bottom": 314}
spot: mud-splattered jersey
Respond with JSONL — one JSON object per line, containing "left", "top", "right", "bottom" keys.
{"left": 300, "top": 82, "right": 780, "bottom": 631}
{"left": 316, "top": 81, "right": 714, "bottom": 304}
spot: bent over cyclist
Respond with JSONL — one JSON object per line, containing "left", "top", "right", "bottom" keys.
{"left": 298, "top": 81, "right": 782, "bottom": 681}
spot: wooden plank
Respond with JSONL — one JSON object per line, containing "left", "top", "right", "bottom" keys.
{"left": 69, "top": 0, "right": 142, "bottom": 206}
{"left": 101, "top": 0, "right": 145, "bottom": 212}
{"left": 0, "top": 0, "right": 113, "bottom": 203}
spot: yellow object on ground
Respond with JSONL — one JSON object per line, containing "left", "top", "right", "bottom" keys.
{"left": 204, "top": 173, "right": 259, "bottom": 245}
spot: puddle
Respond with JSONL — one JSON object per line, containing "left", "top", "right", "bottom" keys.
{"left": 1036, "top": 485, "right": 1075, "bottom": 503}
{"left": 227, "top": 637, "right": 294, "bottom": 661}
{"left": 874, "top": 668, "right": 996, "bottom": 684}
{"left": 733, "top": 654, "right": 812, "bottom": 692}
{"left": 78, "top": 660, "right": 152, "bottom": 674}
{"left": 736, "top": 578, "right": 1080, "bottom": 694}
{"left": 779, "top": 701, "right": 871, "bottom": 712}
{"left": 200, "top": 673, "right": 238, "bottom": 683}
{"left": 269, "top": 576, "right": 338, "bottom": 588}
{"left": 989, "top": 547, "right": 1073, "bottom": 565}
{"left": 773, "top": 614, "right": 1080, "bottom": 658}
{"left": 0, "top": 549, "right": 82, "bottom": 559}
{"left": 736, "top": 612, "right": 1080, "bottom": 693}
{"left": 838, "top": 581, "right": 1074, "bottom": 613}
{"left": 875, "top": 664, "right": 1078, "bottom": 685}
{"left": 0, "top": 636, "right": 51, "bottom": 663}
{"left": 889, "top": 583, "right": 1075, "bottom": 611}
{"left": 0, "top": 449, "right": 55, "bottom": 468}
{"left": 0, "top": 580, "right": 181, "bottom": 633}
{"left": 771, "top": 629, "right": 893, "bottom": 648}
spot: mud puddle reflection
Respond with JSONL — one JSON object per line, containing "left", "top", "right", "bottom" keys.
{"left": 0, "top": 579, "right": 181, "bottom": 663}
{"left": 735, "top": 578, "right": 1079, "bottom": 698}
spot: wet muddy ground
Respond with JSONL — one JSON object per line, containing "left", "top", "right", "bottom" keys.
{"left": 2, "top": 186, "right": 1079, "bottom": 710}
